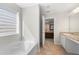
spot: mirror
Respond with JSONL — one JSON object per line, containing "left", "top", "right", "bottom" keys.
{"left": 69, "top": 12, "right": 79, "bottom": 32}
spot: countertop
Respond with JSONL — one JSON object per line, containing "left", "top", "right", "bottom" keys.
{"left": 60, "top": 32, "right": 79, "bottom": 43}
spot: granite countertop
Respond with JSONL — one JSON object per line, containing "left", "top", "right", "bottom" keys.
{"left": 60, "top": 32, "right": 79, "bottom": 42}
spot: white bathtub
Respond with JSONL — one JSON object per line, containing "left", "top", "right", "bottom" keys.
{"left": 0, "top": 34, "right": 38, "bottom": 55}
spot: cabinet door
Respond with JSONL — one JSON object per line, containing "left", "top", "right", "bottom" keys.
{"left": 61, "top": 35, "right": 66, "bottom": 48}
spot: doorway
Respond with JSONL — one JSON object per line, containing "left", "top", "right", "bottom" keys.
{"left": 41, "top": 17, "right": 54, "bottom": 47}
{"left": 45, "top": 18, "right": 54, "bottom": 41}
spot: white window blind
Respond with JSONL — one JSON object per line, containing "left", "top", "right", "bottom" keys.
{"left": 0, "top": 9, "right": 17, "bottom": 36}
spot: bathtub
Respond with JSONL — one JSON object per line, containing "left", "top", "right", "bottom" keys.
{"left": 0, "top": 34, "right": 38, "bottom": 55}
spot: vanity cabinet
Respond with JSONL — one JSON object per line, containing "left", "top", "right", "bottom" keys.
{"left": 60, "top": 33, "right": 79, "bottom": 54}
{"left": 60, "top": 35, "right": 66, "bottom": 48}
{"left": 45, "top": 32, "right": 54, "bottom": 38}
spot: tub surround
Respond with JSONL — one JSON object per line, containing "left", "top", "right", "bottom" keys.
{"left": 60, "top": 32, "right": 79, "bottom": 54}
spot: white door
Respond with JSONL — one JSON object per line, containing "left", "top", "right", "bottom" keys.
{"left": 42, "top": 16, "right": 45, "bottom": 47}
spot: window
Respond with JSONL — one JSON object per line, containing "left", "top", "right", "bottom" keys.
{"left": 0, "top": 9, "right": 18, "bottom": 36}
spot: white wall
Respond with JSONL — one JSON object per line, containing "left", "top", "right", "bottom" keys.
{"left": 45, "top": 13, "right": 69, "bottom": 44}
{"left": 22, "top": 5, "right": 40, "bottom": 44}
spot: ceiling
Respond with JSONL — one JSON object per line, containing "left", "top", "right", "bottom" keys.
{"left": 16, "top": 3, "right": 38, "bottom": 8}
{"left": 17, "top": 3, "right": 79, "bottom": 16}
{"left": 40, "top": 3, "right": 79, "bottom": 16}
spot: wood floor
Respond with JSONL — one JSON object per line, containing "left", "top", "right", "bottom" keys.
{"left": 36, "top": 39, "right": 68, "bottom": 55}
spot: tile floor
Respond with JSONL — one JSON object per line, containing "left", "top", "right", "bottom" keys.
{"left": 36, "top": 39, "right": 68, "bottom": 55}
